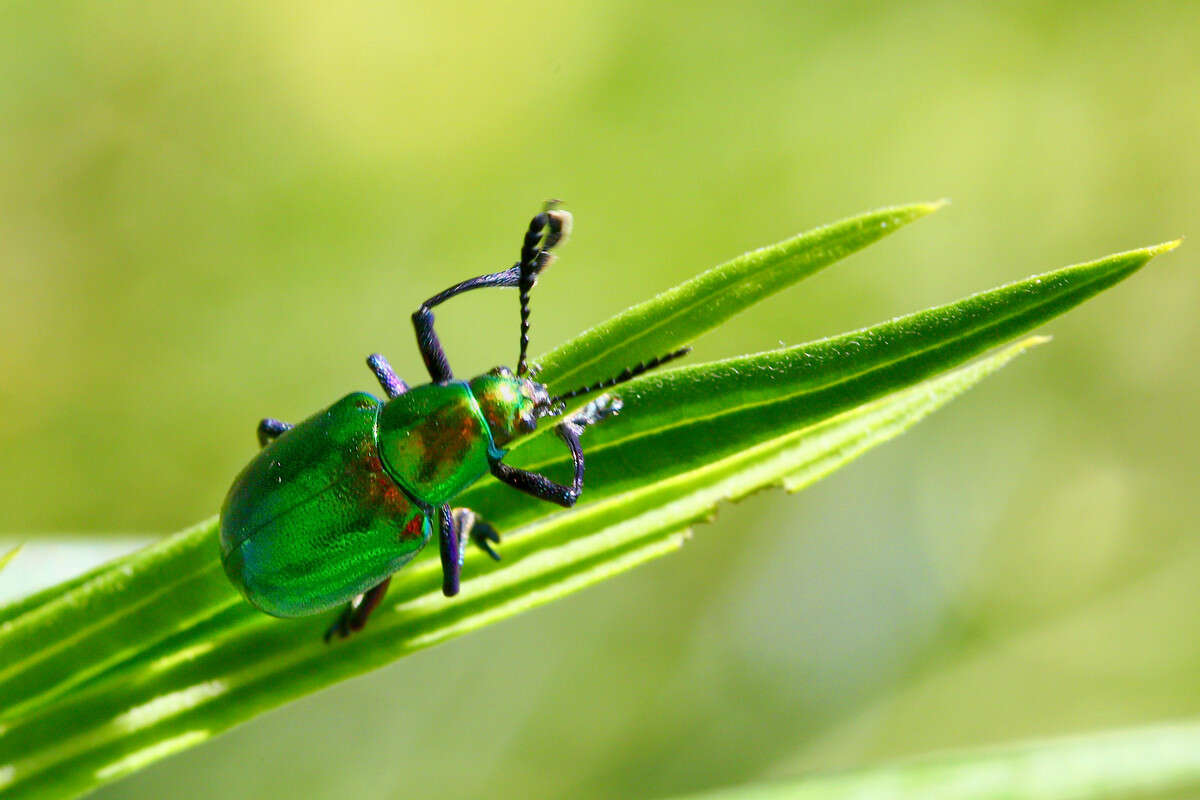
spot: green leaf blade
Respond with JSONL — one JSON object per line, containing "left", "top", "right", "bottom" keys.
{"left": 536, "top": 201, "right": 946, "bottom": 394}
{"left": 0, "top": 342, "right": 1041, "bottom": 800}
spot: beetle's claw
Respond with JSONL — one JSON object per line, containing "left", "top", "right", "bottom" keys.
{"left": 453, "top": 508, "right": 502, "bottom": 561}
{"left": 472, "top": 520, "right": 502, "bottom": 561}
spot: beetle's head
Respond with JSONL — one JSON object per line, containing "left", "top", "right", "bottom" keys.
{"left": 472, "top": 346, "right": 694, "bottom": 449}
{"left": 469, "top": 367, "right": 556, "bottom": 448}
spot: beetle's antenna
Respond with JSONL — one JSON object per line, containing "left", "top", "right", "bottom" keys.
{"left": 550, "top": 346, "right": 692, "bottom": 405}
{"left": 517, "top": 202, "right": 572, "bottom": 377}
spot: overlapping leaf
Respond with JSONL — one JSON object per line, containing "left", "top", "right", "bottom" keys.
{"left": 666, "top": 721, "right": 1200, "bottom": 800}
{"left": 535, "top": 201, "right": 946, "bottom": 393}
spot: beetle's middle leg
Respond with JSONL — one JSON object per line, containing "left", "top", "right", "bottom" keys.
{"left": 437, "top": 504, "right": 462, "bottom": 596}
{"left": 411, "top": 207, "right": 570, "bottom": 383}
{"left": 489, "top": 395, "right": 622, "bottom": 507}
{"left": 324, "top": 577, "right": 392, "bottom": 643}
{"left": 433, "top": 508, "right": 501, "bottom": 599}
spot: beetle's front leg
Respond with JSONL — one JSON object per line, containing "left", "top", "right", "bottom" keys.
{"left": 489, "top": 395, "right": 623, "bottom": 508}
{"left": 411, "top": 207, "right": 570, "bottom": 383}
{"left": 324, "top": 576, "right": 392, "bottom": 643}
{"left": 412, "top": 270, "right": 519, "bottom": 383}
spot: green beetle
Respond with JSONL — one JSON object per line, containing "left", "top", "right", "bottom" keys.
{"left": 219, "top": 207, "right": 688, "bottom": 640}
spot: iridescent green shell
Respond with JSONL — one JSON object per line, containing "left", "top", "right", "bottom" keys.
{"left": 220, "top": 392, "right": 431, "bottom": 617}
{"left": 220, "top": 374, "right": 542, "bottom": 619}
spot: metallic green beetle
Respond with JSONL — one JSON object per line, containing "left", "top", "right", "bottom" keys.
{"left": 219, "top": 207, "right": 689, "bottom": 640}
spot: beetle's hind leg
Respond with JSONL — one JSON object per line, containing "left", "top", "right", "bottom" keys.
{"left": 324, "top": 577, "right": 392, "bottom": 643}
{"left": 257, "top": 418, "right": 293, "bottom": 448}
{"left": 453, "top": 508, "right": 502, "bottom": 561}
{"left": 436, "top": 507, "right": 501, "bottom": 599}
{"left": 435, "top": 508, "right": 501, "bottom": 599}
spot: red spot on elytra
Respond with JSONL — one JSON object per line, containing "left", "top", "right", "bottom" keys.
{"left": 352, "top": 445, "right": 411, "bottom": 511}
{"left": 402, "top": 514, "right": 424, "bottom": 539}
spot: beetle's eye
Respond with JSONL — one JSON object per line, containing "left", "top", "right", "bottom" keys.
{"left": 519, "top": 413, "right": 537, "bottom": 433}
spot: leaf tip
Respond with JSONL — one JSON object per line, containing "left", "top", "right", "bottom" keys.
{"left": 906, "top": 198, "right": 950, "bottom": 219}
{"left": 1148, "top": 238, "right": 1183, "bottom": 257}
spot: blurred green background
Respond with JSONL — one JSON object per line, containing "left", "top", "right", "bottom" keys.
{"left": 1, "top": 1, "right": 1197, "bottom": 798}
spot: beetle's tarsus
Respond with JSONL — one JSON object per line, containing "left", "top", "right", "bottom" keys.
{"left": 573, "top": 394, "right": 623, "bottom": 428}
{"left": 405, "top": 206, "right": 571, "bottom": 383}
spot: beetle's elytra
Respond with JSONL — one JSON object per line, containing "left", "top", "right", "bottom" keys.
{"left": 219, "top": 206, "right": 690, "bottom": 641}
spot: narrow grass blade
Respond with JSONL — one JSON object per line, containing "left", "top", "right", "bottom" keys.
{"left": 535, "top": 201, "right": 945, "bottom": 394}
